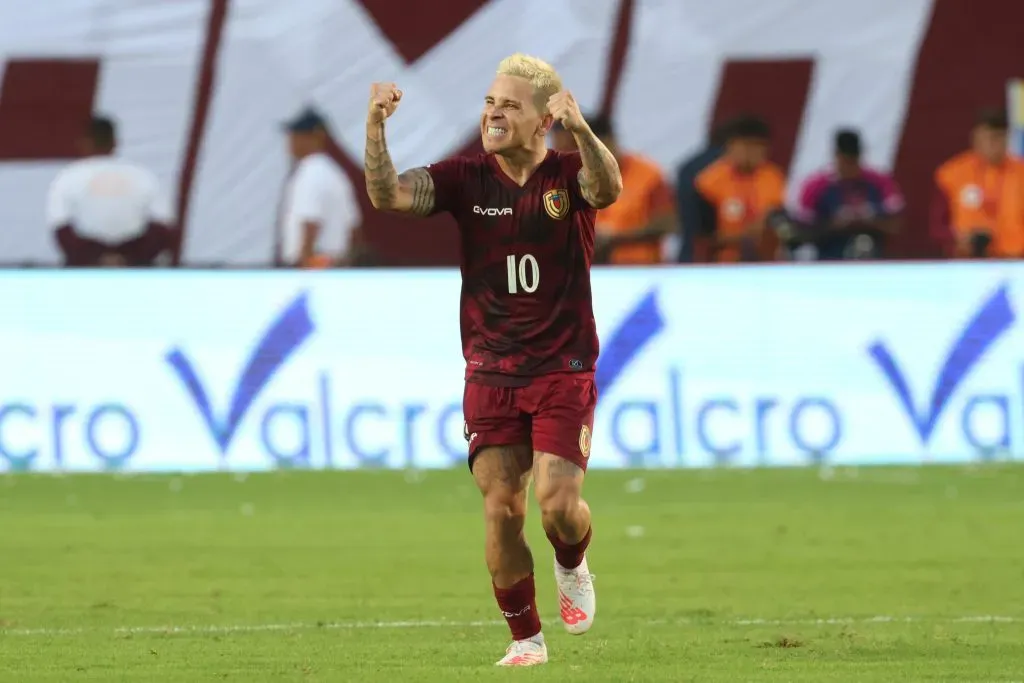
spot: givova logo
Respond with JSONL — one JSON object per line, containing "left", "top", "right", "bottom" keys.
{"left": 165, "top": 292, "right": 467, "bottom": 468}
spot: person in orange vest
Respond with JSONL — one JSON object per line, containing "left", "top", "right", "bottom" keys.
{"left": 551, "top": 117, "right": 675, "bottom": 264}
{"left": 932, "top": 109, "right": 1024, "bottom": 258}
{"left": 694, "top": 115, "right": 786, "bottom": 262}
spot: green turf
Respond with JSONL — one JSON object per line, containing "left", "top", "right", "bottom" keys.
{"left": 1, "top": 464, "right": 1023, "bottom": 682}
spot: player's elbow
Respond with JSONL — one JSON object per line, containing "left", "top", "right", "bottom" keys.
{"left": 611, "top": 174, "right": 623, "bottom": 198}
{"left": 590, "top": 181, "right": 622, "bottom": 209}
{"left": 364, "top": 179, "right": 400, "bottom": 211}
{"left": 601, "top": 174, "right": 624, "bottom": 206}
{"left": 365, "top": 189, "right": 392, "bottom": 211}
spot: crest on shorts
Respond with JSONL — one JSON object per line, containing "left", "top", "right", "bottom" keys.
{"left": 578, "top": 425, "right": 591, "bottom": 458}
{"left": 543, "top": 189, "right": 570, "bottom": 220}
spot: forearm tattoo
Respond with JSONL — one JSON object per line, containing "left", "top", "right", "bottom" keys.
{"left": 364, "top": 122, "right": 398, "bottom": 208}
{"left": 575, "top": 130, "right": 622, "bottom": 208}
{"left": 364, "top": 123, "right": 435, "bottom": 215}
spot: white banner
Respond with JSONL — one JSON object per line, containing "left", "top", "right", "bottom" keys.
{"left": 2, "top": 264, "right": 1023, "bottom": 472}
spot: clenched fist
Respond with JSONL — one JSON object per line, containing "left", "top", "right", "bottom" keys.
{"left": 368, "top": 82, "right": 402, "bottom": 124}
{"left": 547, "top": 90, "right": 586, "bottom": 133}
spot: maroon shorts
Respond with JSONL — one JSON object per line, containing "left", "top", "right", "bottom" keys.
{"left": 463, "top": 374, "right": 597, "bottom": 472}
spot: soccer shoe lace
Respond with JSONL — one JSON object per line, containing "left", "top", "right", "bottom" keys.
{"left": 495, "top": 637, "right": 548, "bottom": 666}
{"left": 555, "top": 556, "right": 596, "bottom": 635}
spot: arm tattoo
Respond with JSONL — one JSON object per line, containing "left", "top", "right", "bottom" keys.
{"left": 364, "top": 121, "right": 398, "bottom": 209}
{"left": 575, "top": 128, "right": 622, "bottom": 209}
{"left": 398, "top": 168, "right": 436, "bottom": 217}
{"left": 364, "top": 125, "right": 437, "bottom": 215}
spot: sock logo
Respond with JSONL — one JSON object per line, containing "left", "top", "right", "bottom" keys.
{"left": 501, "top": 606, "right": 531, "bottom": 618}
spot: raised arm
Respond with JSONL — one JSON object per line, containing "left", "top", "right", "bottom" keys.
{"left": 364, "top": 82, "right": 436, "bottom": 216}
{"left": 573, "top": 128, "right": 623, "bottom": 209}
{"left": 547, "top": 91, "right": 622, "bottom": 209}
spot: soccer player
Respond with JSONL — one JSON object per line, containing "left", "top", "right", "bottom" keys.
{"left": 363, "top": 53, "right": 622, "bottom": 667}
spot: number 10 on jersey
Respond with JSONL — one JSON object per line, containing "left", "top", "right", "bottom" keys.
{"left": 506, "top": 254, "right": 540, "bottom": 294}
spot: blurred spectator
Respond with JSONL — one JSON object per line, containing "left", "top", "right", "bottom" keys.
{"left": 278, "top": 106, "right": 362, "bottom": 268}
{"left": 673, "top": 121, "right": 731, "bottom": 262}
{"left": 932, "top": 109, "right": 1024, "bottom": 258}
{"left": 572, "top": 116, "right": 675, "bottom": 264}
{"left": 789, "top": 129, "right": 904, "bottom": 260}
{"left": 694, "top": 116, "right": 786, "bottom": 262}
{"left": 47, "top": 115, "right": 175, "bottom": 267}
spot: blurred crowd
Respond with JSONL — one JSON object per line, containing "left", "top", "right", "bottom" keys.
{"left": 552, "top": 108, "right": 1024, "bottom": 265}
{"left": 46, "top": 104, "right": 1024, "bottom": 268}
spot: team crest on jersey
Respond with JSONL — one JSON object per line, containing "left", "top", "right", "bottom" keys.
{"left": 543, "top": 189, "right": 570, "bottom": 220}
{"left": 579, "top": 425, "right": 591, "bottom": 458}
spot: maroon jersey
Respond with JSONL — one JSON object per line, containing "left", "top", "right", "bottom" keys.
{"left": 427, "top": 150, "right": 599, "bottom": 386}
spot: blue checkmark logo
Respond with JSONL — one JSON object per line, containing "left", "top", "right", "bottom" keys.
{"left": 165, "top": 292, "right": 315, "bottom": 456}
{"left": 867, "top": 284, "right": 1015, "bottom": 444}
{"left": 596, "top": 288, "right": 665, "bottom": 399}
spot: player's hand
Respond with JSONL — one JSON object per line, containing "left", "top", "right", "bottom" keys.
{"left": 547, "top": 91, "right": 586, "bottom": 133}
{"left": 368, "top": 82, "right": 402, "bottom": 124}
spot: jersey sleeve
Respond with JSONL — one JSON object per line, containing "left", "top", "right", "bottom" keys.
{"left": 426, "top": 157, "right": 469, "bottom": 215}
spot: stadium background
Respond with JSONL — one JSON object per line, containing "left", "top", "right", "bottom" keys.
{"left": 3, "top": 3, "right": 1024, "bottom": 681}
{"left": 1, "top": 0, "right": 1023, "bottom": 472}
{"left": 1, "top": 0, "right": 1023, "bottom": 266}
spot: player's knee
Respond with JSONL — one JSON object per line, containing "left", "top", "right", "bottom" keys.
{"left": 536, "top": 485, "right": 580, "bottom": 531}
{"left": 483, "top": 490, "right": 527, "bottom": 532}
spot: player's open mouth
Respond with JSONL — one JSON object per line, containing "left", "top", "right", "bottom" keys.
{"left": 486, "top": 126, "right": 508, "bottom": 138}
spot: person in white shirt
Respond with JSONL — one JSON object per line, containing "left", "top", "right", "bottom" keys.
{"left": 47, "top": 116, "right": 176, "bottom": 267}
{"left": 279, "top": 107, "right": 362, "bottom": 268}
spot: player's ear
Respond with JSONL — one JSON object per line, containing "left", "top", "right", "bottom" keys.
{"left": 539, "top": 113, "right": 554, "bottom": 137}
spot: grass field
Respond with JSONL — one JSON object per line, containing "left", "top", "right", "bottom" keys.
{"left": 1, "top": 464, "right": 1023, "bottom": 682}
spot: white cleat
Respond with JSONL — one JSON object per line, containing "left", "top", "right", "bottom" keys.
{"left": 495, "top": 636, "right": 548, "bottom": 666}
{"left": 556, "top": 555, "right": 596, "bottom": 635}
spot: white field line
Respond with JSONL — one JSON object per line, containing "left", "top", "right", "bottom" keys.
{"left": 1, "top": 615, "right": 1020, "bottom": 638}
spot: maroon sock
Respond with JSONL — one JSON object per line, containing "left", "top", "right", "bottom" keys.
{"left": 493, "top": 574, "right": 542, "bottom": 641}
{"left": 547, "top": 526, "right": 592, "bottom": 570}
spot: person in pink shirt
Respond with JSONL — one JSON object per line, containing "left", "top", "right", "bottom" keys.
{"left": 791, "top": 129, "right": 904, "bottom": 260}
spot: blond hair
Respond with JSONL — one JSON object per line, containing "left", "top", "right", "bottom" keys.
{"left": 496, "top": 53, "right": 563, "bottom": 112}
